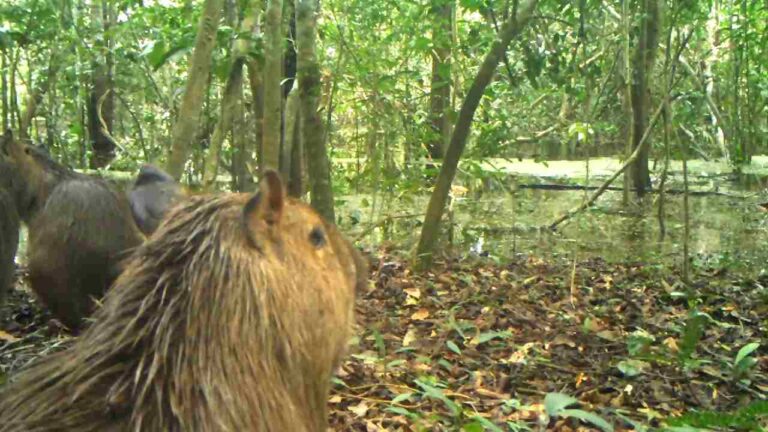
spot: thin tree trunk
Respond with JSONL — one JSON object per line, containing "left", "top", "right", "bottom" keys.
{"left": 88, "top": 0, "right": 116, "bottom": 168}
{"left": 282, "top": 80, "right": 299, "bottom": 183}
{"left": 166, "top": 0, "right": 223, "bottom": 180}
{"left": 248, "top": 58, "right": 265, "bottom": 178}
{"left": 202, "top": 59, "right": 245, "bottom": 189}
{"left": 414, "top": 0, "right": 538, "bottom": 269}
{"left": 628, "top": 0, "right": 661, "bottom": 196}
{"left": 261, "top": 0, "right": 283, "bottom": 171}
{"left": 1, "top": 49, "right": 7, "bottom": 131}
{"left": 427, "top": 0, "right": 453, "bottom": 161}
{"left": 296, "top": 0, "right": 334, "bottom": 221}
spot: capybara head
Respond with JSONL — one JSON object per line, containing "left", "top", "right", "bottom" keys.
{"left": 128, "top": 163, "right": 186, "bottom": 236}
{"left": 0, "top": 170, "right": 365, "bottom": 432}
{"left": 0, "top": 129, "right": 65, "bottom": 221}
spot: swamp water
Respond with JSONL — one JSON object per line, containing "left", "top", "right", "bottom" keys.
{"left": 339, "top": 157, "right": 768, "bottom": 275}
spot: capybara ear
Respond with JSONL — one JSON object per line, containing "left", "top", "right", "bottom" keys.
{"left": 243, "top": 169, "right": 285, "bottom": 228}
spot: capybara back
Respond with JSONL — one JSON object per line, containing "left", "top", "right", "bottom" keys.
{"left": 0, "top": 170, "right": 365, "bottom": 432}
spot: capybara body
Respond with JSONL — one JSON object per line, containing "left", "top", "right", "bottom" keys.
{"left": 3, "top": 129, "right": 143, "bottom": 330}
{"left": 0, "top": 171, "right": 366, "bottom": 432}
{"left": 0, "top": 188, "right": 19, "bottom": 307}
{"left": 128, "top": 163, "right": 185, "bottom": 236}
{"left": 0, "top": 132, "right": 31, "bottom": 306}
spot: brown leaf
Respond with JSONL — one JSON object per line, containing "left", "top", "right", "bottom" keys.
{"left": 410, "top": 308, "right": 430, "bottom": 320}
{"left": 0, "top": 330, "right": 19, "bottom": 342}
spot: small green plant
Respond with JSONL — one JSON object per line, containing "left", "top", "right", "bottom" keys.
{"left": 665, "top": 400, "right": 768, "bottom": 430}
{"left": 543, "top": 392, "right": 613, "bottom": 432}
{"left": 678, "top": 311, "right": 710, "bottom": 368}
{"left": 731, "top": 342, "right": 760, "bottom": 383}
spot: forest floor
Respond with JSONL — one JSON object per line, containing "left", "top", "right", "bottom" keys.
{"left": 1, "top": 252, "right": 767, "bottom": 431}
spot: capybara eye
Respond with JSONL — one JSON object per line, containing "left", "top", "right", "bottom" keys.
{"left": 309, "top": 226, "right": 326, "bottom": 247}
{"left": 23, "top": 147, "right": 31, "bottom": 155}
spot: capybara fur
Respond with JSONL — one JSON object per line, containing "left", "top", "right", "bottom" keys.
{"left": 2, "top": 129, "right": 143, "bottom": 330}
{"left": 128, "top": 163, "right": 185, "bottom": 236}
{"left": 0, "top": 170, "right": 366, "bottom": 432}
{"left": 0, "top": 131, "right": 30, "bottom": 306}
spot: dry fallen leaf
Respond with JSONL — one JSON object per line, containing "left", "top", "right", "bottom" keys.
{"left": 0, "top": 330, "right": 19, "bottom": 342}
{"left": 348, "top": 401, "right": 369, "bottom": 417}
{"left": 402, "top": 326, "right": 418, "bottom": 347}
{"left": 663, "top": 337, "right": 679, "bottom": 352}
{"left": 410, "top": 308, "right": 430, "bottom": 320}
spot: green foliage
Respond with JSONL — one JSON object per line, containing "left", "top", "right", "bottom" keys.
{"left": 544, "top": 393, "right": 614, "bottom": 432}
{"left": 678, "top": 311, "right": 710, "bottom": 364}
{"left": 665, "top": 400, "right": 768, "bottom": 430}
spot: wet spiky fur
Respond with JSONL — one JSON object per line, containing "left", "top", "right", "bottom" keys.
{"left": 0, "top": 191, "right": 362, "bottom": 432}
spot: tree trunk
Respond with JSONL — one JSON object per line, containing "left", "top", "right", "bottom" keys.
{"left": 248, "top": 58, "right": 265, "bottom": 179}
{"left": 296, "top": 0, "right": 334, "bottom": 222}
{"left": 166, "top": 0, "right": 223, "bottom": 180}
{"left": 427, "top": 0, "right": 453, "bottom": 161}
{"left": 628, "top": 0, "right": 661, "bottom": 196}
{"left": 282, "top": 80, "right": 299, "bottom": 184}
{"left": 262, "top": 0, "right": 283, "bottom": 171}
{"left": 1, "top": 49, "right": 7, "bottom": 131}
{"left": 288, "top": 112, "right": 304, "bottom": 197}
{"left": 202, "top": 59, "right": 245, "bottom": 190}
{"left": 203, "top": 1, "right": 260, "bottom": 191}
{"left": 87, "top": 0, "right": 116, "bottom": 168}
{"left": 414, "top": 0, "right": 538, "bottom": 269}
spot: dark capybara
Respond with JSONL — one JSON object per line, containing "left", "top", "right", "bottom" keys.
{"left": 2, "top": 129, "right": 143, "bottom": 330}
{"left": 128, "top": 163, "right": 185, "bottom": 236}
{"left": 0, "top": 170, "right": 366, "bottom": 432}
{"left": 0, "top": 188, "right": 19, "bottom": 307}
{"left": 0, "top": 132, "right": 30, "bottom": 307}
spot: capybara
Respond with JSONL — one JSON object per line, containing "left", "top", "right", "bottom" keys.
{"left": 128, "top": 163, "right": 185, "bottom": 236}
{"left": 0, "top": 170, "right": 366, "bottom": 432}
{"left": 0, "top": 188, "right": 19, "bottom": 308}
{"left": 2, "top": 129, "right": 143, "bottom": 330}
{"left": 0, "top": 132, "right": 31, "bottom": 307}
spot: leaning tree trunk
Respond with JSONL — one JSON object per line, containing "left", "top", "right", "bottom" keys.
{"left": 427, "top": 0, "right": 453, "bottom": 161}
{"left": 415, "top": 0, "right": 538, "bottom": 270}
{"left": 87, "top": 0, "right": 116, "bottom": 168}
{"left": 261, "top": 0, "right": 283, "bottom": 171}
{"left": 628, "top": 0, "right": 661, "bottom": 196}
{"left": 202, "top": 2, "right": 259, "bottom": 190}
{"left": 166, "top": 0, "right": 223, "bottom": 180}
{"left": 296, "top": 0, "right": 334, "bottom": 221}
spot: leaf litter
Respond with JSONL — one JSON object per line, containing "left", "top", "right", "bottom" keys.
{"left": 0, "top": 252, "right": 766, "bottom": 430}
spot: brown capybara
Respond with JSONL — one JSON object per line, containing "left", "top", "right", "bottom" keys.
{"left": 0, "top": 132, "right": 32, "bottom": 307}
{"left": 128, "top": 163, "right": 185, "bottom": 236}
{"left": 0, "top": 170, "right": 366, "bottom": 432}
{"left": 0, "top": 188, "right": 19, "bottom": 308}
{"left": 2, "top": 129, "right": 143, "bottom": 330}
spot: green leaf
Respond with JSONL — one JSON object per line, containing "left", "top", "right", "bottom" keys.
{"left": 415, "top": 380, "right": 461, "bottom": 417}
{"left": 446, "top": 340, "right": 462, "bottom": 355}
{"left": 373, "top": 329, "right": 386, "bottom": 357}
{"left": 617, "top": 359, "right": 647, "bottom": 377}
{"left": 391, "top": 393, "right": 412, "bottom": 404}
{"left": 461, "top": 422, "right": 484, "bottom": 432}
{"left": 560, "top": 409, "right": 614, "bottom": 432}
{"left": 384, "top": 406, "right": 419, "bottom": 420}
{"left": 679, "top": 311, "right": 709, "bottom": 361}
{"left": 467, "top": 415, "right": 505, "bottom": 432}
{"left": 506, "top": 421, "right": 532, "bottom": 432}
{"left": 544, "top": 392, "right": 579, "bottom": 416}
{"left": 733, "top": 342, "right": 759, "bottom": 367}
